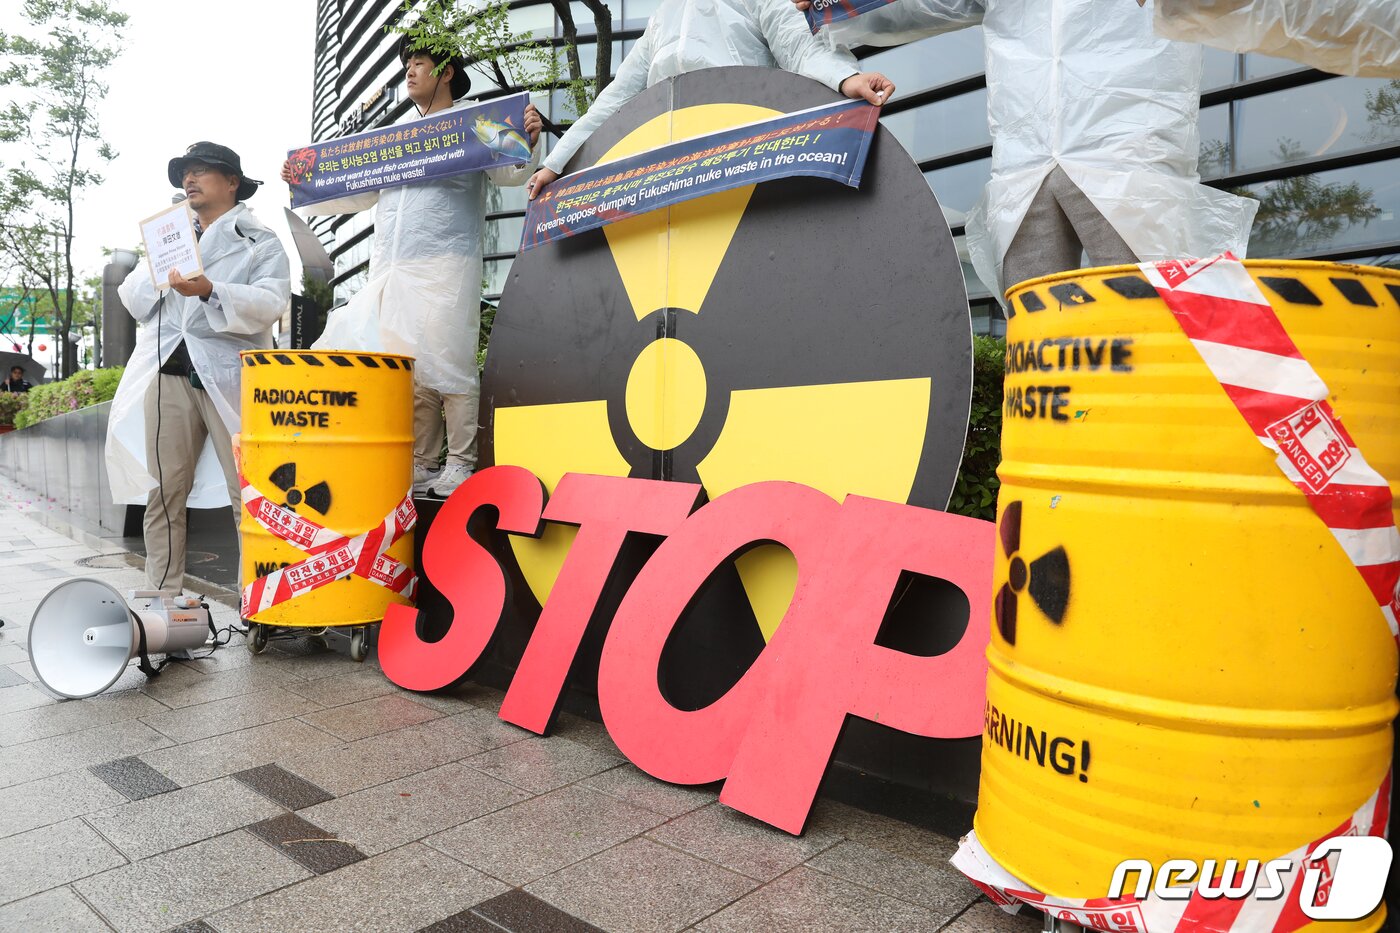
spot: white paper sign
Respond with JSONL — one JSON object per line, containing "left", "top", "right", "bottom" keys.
{"left": 139, "top": 202, "right": 203, "bottom": 290}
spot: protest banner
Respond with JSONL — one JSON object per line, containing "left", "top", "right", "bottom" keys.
{"left": 803, "top": 0, "right": 897, "bottom": 31}
{"left": 285, "top": 92, "right": 531, "bottom": 209}
{"left": 521, "top": 98, "right": 879, "bottom": 251}
{"left": 139, "top": 202, "right": 202, "bottom": 290}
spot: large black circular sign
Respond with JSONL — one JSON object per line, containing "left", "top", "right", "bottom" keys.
{"left": 481, "top": 66, "right": 971, "bottom": 707}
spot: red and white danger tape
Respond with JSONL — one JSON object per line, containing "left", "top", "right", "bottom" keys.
{"left": 1141, "top": 254, "right": 1400, "bottom": 641}
{"left": 952, "top": 255, "right": 1397, "bottom": 931}
{"left": 953, "top": 771, "right": 1390, "bottom": 933}
{"left": 239, "top": 474, "right": 418, "bottom": 618}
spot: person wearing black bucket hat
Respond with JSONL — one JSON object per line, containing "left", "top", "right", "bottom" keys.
{"left": 106, "top": 140, "right": 290, "bottom": 594}
{"left": 286, "top": 32, "right": 543, "bottom": 501}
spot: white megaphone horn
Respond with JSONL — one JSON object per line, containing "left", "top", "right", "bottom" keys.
{"left": 28, "top": 579, "right": 211, "bottom": 699}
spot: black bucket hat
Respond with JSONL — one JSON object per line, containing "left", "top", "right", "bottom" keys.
{"left": 398, "top": 35, "right": 470, "bottom": 100}
{"left": 167, "top": 141, "right": 262, "bottom": 200}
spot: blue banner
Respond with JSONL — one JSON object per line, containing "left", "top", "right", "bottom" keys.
{"left": 286, "top": 93, "right": 531, "bottom": 209}
{"left": 522, "top": 98, "right": 879, "bottom": 251}
{"left": 804, "top": 0, "right": 897, "bottom": 31}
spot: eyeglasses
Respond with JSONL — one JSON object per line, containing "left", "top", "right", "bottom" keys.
{"left": 182, "top": 164, "right": 218, "bottom": 178}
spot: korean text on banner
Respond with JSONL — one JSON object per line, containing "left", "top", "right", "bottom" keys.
{"left": 139, "top": 202, "right": 203, "bottom": 290}
{"left": 521, "top": 98, "right": 880, "bottom": 251}
{"left": 285, "top": 92, "right": 531, "bottom": 209}
{"left": 803, "top": 0, "right": 897, "bottom": 32}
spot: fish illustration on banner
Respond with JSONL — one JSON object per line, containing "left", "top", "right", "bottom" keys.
{"left": 474, "top": 114, "right": 533, "bottom": 162}
{"left": 286, "top": 92, "right": 531, "bottom": 209}
{"left": 803, "top": 0, "right": 897, "bottom": 32}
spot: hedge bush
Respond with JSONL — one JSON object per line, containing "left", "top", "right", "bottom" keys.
{"left": 12, "top": 367, "right": 124, "bottom": 430}
{"left": 0, "top": 391, "right": 26, "bottom": 427}
{"left": 947, "top": 335, "right": 1005, "bottom": 522}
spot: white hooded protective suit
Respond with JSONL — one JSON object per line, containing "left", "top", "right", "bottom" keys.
{"left": 826, "top": 0, "right": 1259, "bottom": 300}
{"left": 1154, "top": 0, "right": 1400, "bottom": 78}
{"left": 543, "top": 0, "right": 862, "bottom": 174}
{"left": 106, "top": 204, "right": 291, "bottom": 506}
{"left": 308, "top": 99, "right": 538, "bottom": 396}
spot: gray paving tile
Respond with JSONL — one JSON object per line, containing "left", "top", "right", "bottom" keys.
{"left": 412, "top": 910, "right": 499, "bottom": 933}
{"left": 0, "top": 690, "right": 167, "bottom": 748}
{"left": 299, "top": 760, "right": 530, "bottom": 856}
{"left": 0, "top": 662, "right": 30, "bottom": 688}
{"left": 139, "top": 687, "right": 322, "bottom": 744}
{"left": 423, "top": 706, "right": 532, "bottom": 750}
{"left": 939, "top": 899, "right": 1044, "bottom": 932}
{"left": 137, "top": 662, "right": 297, "bottom": 709}
{"left": 395, "top": 682, "right": 504, "bottom": 715}
{"left": 426, "top": 785, "right": 666, "bottom": 887}
{"left": 83, "top": 776, "right": 282, "bottom": 860}
{"left": 164, "top": 922, "right": 217, "bottom": 933}
{"left": 139, "top": 719, "right": 341, "bottom": 787}
{"left": 246, "top": 811, "right": 366, "bottom": 874}
{"left": 74, "top": 830, "right": 310, "bottom": 933}
{"left": 806, "top": 840, "right": 979, "bottom": 921}
{"left": 232, "top": 763, "right": 334, "bottom": 810}
{"left": 208, "top": 842, "right": 507, "bottom": 933}
{"left": 694, "top": 865, "right": 948, "bottom": 933}
{"left": 0, "top": 886, "right": 114, "bottom": 932}
{"left": 280, "top": 669, "right": 397, "bottom": 707}
{"left": 580, "top": 764, "right": 716, "bottom": 818}
{"left": 0, "top": 769, "right": 127, "bottom": 839}
{"left": 254, "top": 645, "right": 366, "bottom": 682}
{"left": 808, "top": 798, "right": 961, "bottom": 868}
{"left": 298, "top": 693, "right": 443, "bottom": 741}
{"left": 89, "top": 756, "right": 181, "bottom": 801}
{"left": 549, "top": 713, "right": 624, "bottom": 757}
{"left": 0, "top": 681, "right": 47, "bottom": 711}
{"left": 282, "top": 722, "right": 478, "bottom": 796}
{"left": 527, "top": 836, "right": 755, "bottom": 933}
{"left": 461, "top": 734, "right": 622, "bottom": 794}
{"left": 0, "top": 719, "right": 172, "bottom": 789}
{"left": 471, "top": 889, "right": 604, "bottom": 933}
{"left": 168, "top": 644, "right": 265, "bottom": 676}
{"left": 0, "top": 818, "right": 126, "bottom": 906}
{"left": 0, "top": 643, "right": 26, "bottom": 665}
{"left": 646, "top": 802, "right": 841, "bottom": 882}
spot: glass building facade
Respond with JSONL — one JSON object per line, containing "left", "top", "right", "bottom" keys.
{"left": 312, "top": 2, "right": 1400, "bottom": 331}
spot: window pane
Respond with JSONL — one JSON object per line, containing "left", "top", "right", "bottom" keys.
{"left": 624, "top": 0, "right": 662, "bottom": 29}
{"left": 486, "top": 180, "right": 529, "bottom": 214}
{"left": 1243, "top": 157, "right": 1400, "bottom": 258}
{"left": 924, "top": 157, "right": 991, "bottom": 220}
{"left": 1236, "top": 77, "right": 1400, "bottom": 172}
{"left": 859, "top": 27, "right": 985, "bottom": 94}
{"left": 509, "top": 4, "right": 555, "bottom": 39}
{"left": 1202, "top": 48, "right": 1238, "bottom": 91}
{"left": 881, "top": 88, "right": 990, "bottom": 163}
{"left": 484, "top": 258, "right": 514, "bottom": 295}
{"left": 1199, "top": 103, "right": 1231, "bottom": 178}
{"left": 483, "top": 215, "right": 526, "bottom": 255}
{"left": 1243, "top": 52, "right": 1306, "bottom": 80}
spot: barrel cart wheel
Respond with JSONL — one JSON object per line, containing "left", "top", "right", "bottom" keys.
{"left": 349, "top": 626, "right": 370, "bottom": 663}
{"left": 247, "top": 622, "right": 269, "bottom": 655}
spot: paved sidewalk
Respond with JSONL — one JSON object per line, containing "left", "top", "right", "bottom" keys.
{"left": 0, "top": 480, "right": 1040, "bottom": 933}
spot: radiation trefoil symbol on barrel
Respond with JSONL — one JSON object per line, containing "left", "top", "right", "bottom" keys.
{"left": 268, "top": 463, "right": 331, "bottom": 516}
{"left": 994, "top": 501, "right": 1070, "bottom": 645}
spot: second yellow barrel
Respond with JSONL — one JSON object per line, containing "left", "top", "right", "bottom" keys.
{"left": 977, "top": 261, "right": 1400, "bottom": 928}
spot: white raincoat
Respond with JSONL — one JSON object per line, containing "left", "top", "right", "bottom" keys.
{"left": 543, "top": 0, "right": 862, "bottom": 174}
{"left": 1154, "top": 0, "right": 1400, "bottom": 78}
{"left": 106, "top": 204, "right": 291, "bottom": 506}
{"left": 825, "top": 0, "right": 1259, "bottom": 300}
{"left": 309, "top": 99, "right": 538, "bottom": 396}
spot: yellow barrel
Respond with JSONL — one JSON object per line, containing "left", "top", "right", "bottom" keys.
{"left": 238, "top": 349, "right": 415, "bottom": 627}
{"left": 980, "top": 261, "right": 1400, "bottom": 924}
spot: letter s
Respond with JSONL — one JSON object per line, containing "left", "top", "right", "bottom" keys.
{"left": 1301, "top": 836, "right": 1392, "bottom": 921}
{"left": 379, "top": 466, "right": 545, "bottom": 692}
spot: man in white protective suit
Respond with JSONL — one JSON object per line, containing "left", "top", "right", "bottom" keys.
{"left": 525, "top": 0, "right": 897, "bottom": 199}
{"left": 106, "top": 142, "right": 291, "bottom": 594}
{"left": 792, "top": 0, "right": 1260, "bottom": 302}
{"left": 289, "top": 39, "right": 542, "bottom": 500}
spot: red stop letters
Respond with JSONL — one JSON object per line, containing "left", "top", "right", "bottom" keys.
{"left": 379, "top": 467, "right": 994, "bottom": 835}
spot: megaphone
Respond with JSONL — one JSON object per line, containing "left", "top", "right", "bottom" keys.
{"left": 28, "top": 579, "right": 211, "bottom": 699}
